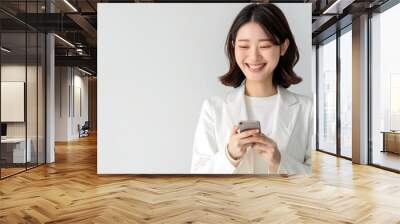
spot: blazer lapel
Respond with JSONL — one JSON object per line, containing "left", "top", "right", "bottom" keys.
{"left": 269, "top": 86, "right": 300, "bottom": 153}
{"left": 225, "top": 83, "right": 254, "bottom": 173}
{"left": 225, "top": 82, "right": 248, "bottom": 125}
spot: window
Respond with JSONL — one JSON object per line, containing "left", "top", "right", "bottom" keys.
{"left": 317, "top": 36, "right": 337, "bottom": 154}
{"left": 339, "top": 28, "right": 352, "bottom": 158}
{"left": 370, "top": 2, "right": 400, "bottom": 171}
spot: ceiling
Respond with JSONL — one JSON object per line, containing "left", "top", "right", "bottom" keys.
{"left": 0, "top": 0, "right": 393, "bottom": 75}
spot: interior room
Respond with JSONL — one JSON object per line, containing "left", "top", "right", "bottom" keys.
{"left": 0, "top": 0, "right": 399, "bottom": 223}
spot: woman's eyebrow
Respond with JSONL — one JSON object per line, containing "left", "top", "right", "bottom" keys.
{"left": 236, "top": 38, "right": 272, "bottom": 42}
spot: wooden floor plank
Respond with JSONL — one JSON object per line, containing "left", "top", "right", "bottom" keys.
{"left": 0, "top": 134, "right": 400, "bottom": 223}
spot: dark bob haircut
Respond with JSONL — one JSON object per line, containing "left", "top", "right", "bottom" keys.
{"left": 219, "top": 3, "right": 302, "bottom": 88}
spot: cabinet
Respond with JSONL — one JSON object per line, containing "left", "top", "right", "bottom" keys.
{"left": 382, "top": 131, "right": 400, "bottom": 154}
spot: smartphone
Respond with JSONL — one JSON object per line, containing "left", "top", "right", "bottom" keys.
{"left": 238, "top": 120, "right": 261, "bottom": 133}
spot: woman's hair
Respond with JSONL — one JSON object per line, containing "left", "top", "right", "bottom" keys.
{"left": 219, "top": 3, "right": 302, "bottom": 88}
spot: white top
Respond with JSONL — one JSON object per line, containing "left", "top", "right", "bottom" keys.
{"left": 244, "top": 94, "right": 278, "bottom": 174}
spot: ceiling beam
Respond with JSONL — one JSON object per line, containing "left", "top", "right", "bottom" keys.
{"left": 322, "top": 0, "right": 356, "bottom": 14}
{"left": 67, "top": 13, "right": 97, "bottom": 43}
{"left": 55, "top": 55, "right": 96, "bottom": 69}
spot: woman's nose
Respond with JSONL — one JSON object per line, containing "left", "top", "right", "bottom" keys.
{"left": 248, "top": 46, "right": 262, "bottom": 60}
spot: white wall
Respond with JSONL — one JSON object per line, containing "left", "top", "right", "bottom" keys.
{"left": 55, "top": 67, "right": 69, "bottom": 141}
{"left": 1, "top": 65, "right": 39, "bottom": 137}
{"left": 72, "top": 73, "right": 89, "bottom": 138}
{"left": 98, "top": 3, "right": 312, "bottom": 174}
{"left": 1, "top": 65, "right": 28, "bottom": 142}
{"left": 55, "top": 67, "right": 89, "bottom": 141}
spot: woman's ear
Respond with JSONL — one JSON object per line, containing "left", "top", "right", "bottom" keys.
{"left": 280, "top": 39, "right": 290, "bottom": 56}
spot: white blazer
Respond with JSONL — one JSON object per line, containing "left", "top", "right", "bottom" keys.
{"left": 190, "top": 82, "right": 314, "bottom": 175}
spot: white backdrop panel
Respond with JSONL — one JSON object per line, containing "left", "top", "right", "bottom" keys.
{"left": 1, "top": 82, "right": 25, "bottom": 122}
{"left": 98, "top": 3, "right": 311, "bottom": 174}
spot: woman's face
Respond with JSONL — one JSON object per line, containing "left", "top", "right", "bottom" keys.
{"left": 234, "top": 21, "right": 287, "bottom": 83}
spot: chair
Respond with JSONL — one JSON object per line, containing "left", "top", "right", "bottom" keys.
{"left": 79, "top": 121, "right": 90, "bottom": 138}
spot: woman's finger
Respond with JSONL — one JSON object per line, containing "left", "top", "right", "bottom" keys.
{"left": 238, "top": 136, "right": 260, "bottom": 146}
{"left": 245, "top": 135, "right": 270, "bottom": 145}
{"left": 260, "top": 133, "right": 274, "bottom": 142}
{"left": 240, "top": 143, "right": 253, "bottom": 151}
{"left": 238, "top": 141, "right": 254, "bottom": 149}
{"left": 237, "top": 129, "right": 259, "bottom": 139}
{"left": 252, "top": 142, "right": 273, "bottom": 153}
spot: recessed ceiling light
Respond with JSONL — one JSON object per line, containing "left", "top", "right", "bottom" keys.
{"left": 54, "top": 34, "right": 75, "bottom": 48}
{"left": 78, "top": 67, "right": 93, "bottom": 76}
{"left": 63, "top": 0, "right": 78, "bottom": 12}
{"left": 323, "top": 0, "right": 354, "bottom": 15}
{"left": 1, "top": 47, "right": 11, "bottom": 53}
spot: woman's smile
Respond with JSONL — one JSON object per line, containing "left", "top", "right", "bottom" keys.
{"left": 245, "top": 63, "right": 266, "bottom": 73}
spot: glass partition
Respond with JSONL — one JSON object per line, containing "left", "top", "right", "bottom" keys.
{"left": 317, "top": 36, "right": 337, "bottom": 155}
{"left": 1, "top": 31, "right": 28, "bottom": 178}
{"left": 0, "top": 1, "right": 46, "bottom": 179}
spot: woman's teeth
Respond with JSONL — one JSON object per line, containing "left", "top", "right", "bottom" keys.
{"left": 246, "top": 63, "right": 266, "bottom": 72}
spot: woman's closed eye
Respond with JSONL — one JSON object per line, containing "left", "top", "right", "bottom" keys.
{"left": 237, "top": 45, "right": 272, "bottom": 49}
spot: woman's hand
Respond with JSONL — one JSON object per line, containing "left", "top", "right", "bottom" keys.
{"left": 249, "top": 133, "right": 281, "bottom": 172}
{"left": 227, "top": 125, "right": 260, "bottom": 160}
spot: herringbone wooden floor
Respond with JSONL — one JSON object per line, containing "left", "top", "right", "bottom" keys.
{"left": 1, "top": 134, "right": 400, "bottom": 224}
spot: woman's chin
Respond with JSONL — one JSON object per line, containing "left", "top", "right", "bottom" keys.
{"left": 245, "top": 73, "right": 268, "bottom": 82}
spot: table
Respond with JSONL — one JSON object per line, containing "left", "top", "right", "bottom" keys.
{"left": 1, "top": 138, "right": 32, "bottom": 163}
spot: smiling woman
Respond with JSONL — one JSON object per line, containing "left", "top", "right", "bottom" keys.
{"left": 191, "top": 3, "right": 313, "bottom": 175}
{"left": 220, "top": 3, "right": 301, "bottom": 89}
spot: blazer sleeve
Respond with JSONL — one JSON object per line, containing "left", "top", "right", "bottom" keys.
{"left": 277, "top": 100, "right": 314, "bottom": 175}
{"left": 190, "top": 99, "right": 237, "bottom": 174}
